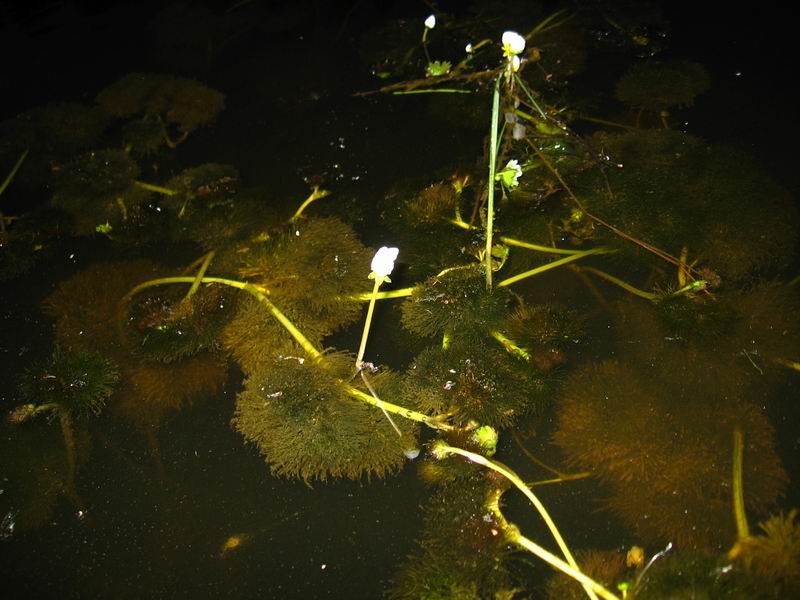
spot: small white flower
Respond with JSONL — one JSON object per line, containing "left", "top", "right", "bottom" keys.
{"left": 424, "top": 14, "right": 436, "bottom": 29}
{"left": 510, "top": 54, "right": 521, "bottom": 72}
{"left": 502, "top": 31, "right": 526, "bottom": 55}
{"left": 465, "top": 42, "right": 473, "bottom": 54}
{"left": 371, "top": 246, "right": 399, "bottom": 278}
{"left": 495, "top": 159, "right": 523, "bottom": 189}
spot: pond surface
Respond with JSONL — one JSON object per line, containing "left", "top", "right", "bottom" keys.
{"left": 1, "top": 2, "right": 799, "bottom": 599}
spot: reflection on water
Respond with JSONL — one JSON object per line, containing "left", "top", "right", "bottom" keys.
{"left": 1, "top": 2, "right": 799, "bottom": 598}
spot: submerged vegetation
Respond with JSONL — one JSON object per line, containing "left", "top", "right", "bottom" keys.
{"left": 1, "top": 2, "right": 798, "bottom": 597}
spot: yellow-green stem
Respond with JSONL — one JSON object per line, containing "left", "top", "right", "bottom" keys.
{"left": 290, "top": 186, "right": 330, "bottom": 222}
{"left": 500, "top": 236, "right": 588, "bottom": 255}
{"left": 577, "top": 266, "right": 658, "bottom": 301}
{"left": 356, "top": 278, "right": 382, "bottom": 367}
{"left": 774, "top": 357, "right": 800, "bottom": 372}
{"left": 124, "top": 275, "right": 320, "bottom": 360}
{"left": 732, "top": 427, "right": 750, "bottom": 541}
{"left": 485, "top": 75, "right": 502, "bottom": 290}
{"left": 433, "top": 443, "right": 595, "bottom": 599}
{"left": 497, "top": 247, "right": 614, "bottom": 287}
{"left": 1, "top": 148, "right": 29, "bottom": 197}
{"left": 344, "top": 384, "right": 451, "bottom": 430}
{"left": 449, "top": 216, "right": 586, "bottom": 256}
{"left": 348, "top": 288, "right": 413, "bottom": 301}
{"left": 124, "top": 275, "right": 448, "bottom": 429}
{"left": 133, "top": 180, "right": 177, "bottom": 196}
{"left": 491, "top": 330, "right": 530, "bottom": 360}
{"left": 59, "top": 410, "right": 85, "bottom": 511}
{"left": 487, "top": 489, "right": 618, "bottom": 600}
{"left": 185, "top": 251, "right": 215, "bottom": 300}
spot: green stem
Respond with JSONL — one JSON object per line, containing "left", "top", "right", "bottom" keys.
{"left": 133, "top": 180, "right": 178, "bottom": 196}
{"left": 0, "top": 148, "right": 29, "bottom": 197}
{"left": 486, "top": 75, "right": 502, "bottom": 290}
{"left": 514, "top": 74, "right": 548, "bottom": 120}
{"left": 421, "top": 27, "right": 432, "bottom": 64}
{"left": 434, "top": 443, "right": 602, "bottom": 600}
{"left": 290, "top": 186, "right": 330, "bottom": 222}
{"left": 392, "top": 89, "right": 471, "bottom": 95}
{"left": 497, "top": 247, "right": 615, "bottom": 287}
{"left": 59, "top": 410, "right": 86, "bottom": 512}
{"left": 491, "top": 330, "right": 530, "bottom": 360}
{"left": 732, "top": 427, "right": 750, "bottom": 541}
{"left": 487, "top": 489, "right": 616, "bottom": 600}
{"left": 452, "top": 215, "right": 586, "bottom": 255}
{"left": 345, "top": 384, "right": 450, "bottom": 430}
{"left": 124, "top": 275, "right": 321, "bottom": 360}
{"left": 526, "top": 8, "right": 573, "bottom": 38}
{"left": 577, "top": 266, "right": 658, "bottom": 301}
{"left": 500, "top": 236, "right": 588, "bottom": 255}
{"left": 356, "top": 278, "right": 382, "bottom": 367}
{"left": 124, "top": 275, "right": 448, "bottom": 429}
{"left": 575, "top": 115, "right": 636, "bottom": 131}
{"left": 184, "top": 251, "right": 215, "bottom": 300}
{"left": 348, "top": 288, "right": 414, "bottom": 301}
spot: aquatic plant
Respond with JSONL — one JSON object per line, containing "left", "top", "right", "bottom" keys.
{"left": 162, "top": 163, "right": 239, "bottom": 221}
{"left": 124, "top": 273, "right": 236, "bottom": 363}
{"left": 402, "top": 337, "right": 549, "bottom": 428}
{"left": 731, "top": 510, "right": 800, "bottom": 592}
{"left": 430, "top": 441, "right": 621, "bottom": 600}
{"left": 12, "top": 347, "right": 118, "bottom": 512}
{"left": 238, "top": 216, "right": 374, "bottom": 336}
{"left": 233, "top": 351, "right": 418, "bottom": 482}
{"left": 400, "top": 264, "right": 514, "bottom": 342}
{"left": 615, "top": 60, "right": 710, "bottom": 126}
{"left": 553, "top": 359, "right": 786, "bottom": 549}
{"left": 18, "top": 347, "right": 118, "bottom": 422}
{"left": 49, "top": 148, "right": 157, "bottom": 236}
{"left": 0, "top": 420, "right": 85, "bottom": 534}
{"left": 570, "top": 130, "right": 798, "bottom": 281}
{"left": 36, "top": 102, "right": 109, "bottom": 155}
{"left": 402, "top": 180, "right": 460, "bottom": 226}
{"left": 502, "top": 303, "right": 583, "bottom": 371}
{"left": 545, "top": 550, "right": 629, "bottom": 600}
{"left": 221, "top": 295, "right": 324, "bottom": 376}
{"left": 617, "top": 285, "right": 800, "bottom": 394}
{"left": 113, "top": 352, "right": 227, "bottom": 431}
{"left": 43, "top": 260, "right": 165, "bottom": 360}
{"left": 628, "top": 549, "right": 780, "bottom": 599}
{"left": 96, "top": 73, "right": 224, "bottom": 149}
{"left": 387, "top": 473, "right": 516, "bottom": 600}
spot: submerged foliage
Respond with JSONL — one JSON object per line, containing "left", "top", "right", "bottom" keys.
{"left": 238, "top": 216, "right": 374, "bottom": 335}
{"left": 572, "top": 130, "right": 798, "bottom": 281}
{"left": 19, "top": 347, "right": 118, "bottom": 420}
{"left": 233, "top": 351, "right": 417, "bottom": 482}
{"left": 43, "top": 260, "right": 165, "bottom": 359}
{"left": 401, "top": 265, "right": 513, "bottom": 341}
{"left": 388, "top": 474, "right": 515, "bottom": 600}
{"left": 553, "top": 359, "right": 786, "bottom": 549}
{"left": 733, "top": 510, "right": 800, "bottom": 591}
{"left": 125, "top": 283, "right": 235, "bottom": 363}
{"left": 114, "top": 352, "right": 227, "bottom": 431}
{"left": 615, "top": 60, "right": 710, "bottom": 113}
{"left": 96, "top": 73, "right": 224, "bottom": 147}
{"left": 403, "top": 337, "right": 549, "bottom": 428}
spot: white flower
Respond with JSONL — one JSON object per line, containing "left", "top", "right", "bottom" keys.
{"left": 424, "top": 14, "right": 436, "bottom": 29}
{"left": 465, "top": 43, "right": 473, "bottom": 54}
{"left": 495, "top": 159, "right": 523, "bottom": 189}
{"left": 371, "top": 246, "right": 399, "bottom": 278}
{"left": 510, "top": 54, "right": 521, "bottom": 72}
{"left": 501, "top": 31, "right": 526, "bottom": 56}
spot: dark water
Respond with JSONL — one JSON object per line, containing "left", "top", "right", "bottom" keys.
{"left": 1, "top": 2, "right": 798, "bottom": 598}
